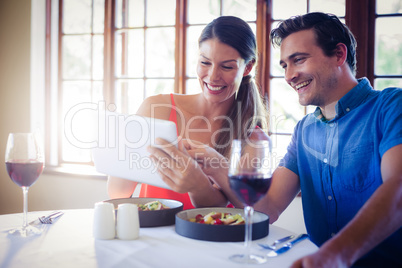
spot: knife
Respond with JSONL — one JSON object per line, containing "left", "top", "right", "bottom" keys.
{"left": 267, "top": 233, "right": 309, "bottom": 257}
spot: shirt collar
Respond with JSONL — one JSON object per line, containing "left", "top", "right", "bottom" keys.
{"left": 335, "top": 77, "right": 372, "bottom": 116}
{"left": 314, "top": 78, "right": 373, "bottom": 122}
{"left": 313, "top": 107, "right": 329, "bottom": 123}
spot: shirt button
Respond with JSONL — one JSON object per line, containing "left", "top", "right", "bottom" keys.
{"left": 329, "top": 123, "right": 334, "bottom": 127}
{"left": 346, "top": 108, "right": 350, "bottom": 112}
{"left": 331, "top": 233, "right": 336, "bottom": 237}
{"left": 323, "top": 158, "right": 328, "bottom": 163}
{"left": 328, "top": 195, "right": 333, "bottom": 200}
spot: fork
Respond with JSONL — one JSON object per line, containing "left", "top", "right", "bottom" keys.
{"left": 258, "top": 234, "right": 295, "bottom": 250}
{"left": 38, "top": 211, "right": 64, "bottom": 224}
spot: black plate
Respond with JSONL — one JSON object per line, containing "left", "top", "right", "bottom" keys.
{"left": 104, "top": 197, "right": 183, "bottom": 227}
{"left": 175, "top": 207, "right": 269, "bottom": 242}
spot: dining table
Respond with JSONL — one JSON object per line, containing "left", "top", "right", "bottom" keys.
{"left": 0, "top": 209, "right": 318, "bottom": 268}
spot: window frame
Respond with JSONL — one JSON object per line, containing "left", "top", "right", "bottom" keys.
{"left": 44, "top": 0, "right": 399, "bottom": 171}
{"left": 49, "top": 0, "right": 271, "bottom": 168}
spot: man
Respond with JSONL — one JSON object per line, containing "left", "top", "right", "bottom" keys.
{"left": 252, "top": 12, "right": 402, "bottom": 267}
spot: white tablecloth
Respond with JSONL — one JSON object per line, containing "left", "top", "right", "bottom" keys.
{"left": 0, "top": 209, "right": 317, "bottom": 268}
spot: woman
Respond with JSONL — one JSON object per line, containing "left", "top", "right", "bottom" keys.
{"left": 107, "top": 16, "right": 269, "bottom": 209}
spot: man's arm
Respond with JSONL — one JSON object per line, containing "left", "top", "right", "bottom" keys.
{"left": 254, "top": 166, "right": 301, "bottom": 223}
{"left": 291, "top": 144, "right": 402, "bottom": 268}
{"left": 184, "top": 136, "right": 301, "bottom": 215}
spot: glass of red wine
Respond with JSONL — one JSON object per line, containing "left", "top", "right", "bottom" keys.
{"left": 5, "top": 133, "right": 44, "bottom": 236}
{"left": 228, "top": 139, "right": 272, "bottom": 264}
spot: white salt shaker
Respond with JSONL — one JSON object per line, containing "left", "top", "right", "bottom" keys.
{"left": 116, "top": 203, "right": 139, "bottom": 240}
{"left": 93, "top": 202, "right": 116, "bottom": 240}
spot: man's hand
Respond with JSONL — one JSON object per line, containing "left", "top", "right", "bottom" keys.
{"left": 290, "top": 245, "right": 348, "bottom": 268}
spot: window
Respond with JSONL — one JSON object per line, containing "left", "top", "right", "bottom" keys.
{"left": 60, "top": 0, "right": 105, "bottom": 164}
{"left": 41, "top": 0, "right": 401, "bottom": 172}
{"left": 113, "top": 0, "right": 176, "bottom": 114}
{"left": 374, "top": 0, "right": 402, "bottom": 89}
{"left": 48, "top": 0, "right": 262, "bottom": 169}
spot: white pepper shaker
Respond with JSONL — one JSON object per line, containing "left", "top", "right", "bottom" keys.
{"left": 93, "top": 202, "right": 115, "bottom": 240}
{"left": 116, "top": 203, "right": 139, "bottom": 240}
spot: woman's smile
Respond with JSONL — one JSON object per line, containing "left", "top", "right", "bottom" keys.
{"left": 205, "top": 83, "right": 226, "bottom": 93}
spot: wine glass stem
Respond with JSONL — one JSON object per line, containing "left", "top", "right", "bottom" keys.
{"left": 244, "top": 205, "right": 253, "bottom": 258}
{"left": 22, "top": 186, "right": 29, "bottom": 229}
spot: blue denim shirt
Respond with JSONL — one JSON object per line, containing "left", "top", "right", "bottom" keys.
{"left": 280, "top": 78, "right": 402, "bottom": 266}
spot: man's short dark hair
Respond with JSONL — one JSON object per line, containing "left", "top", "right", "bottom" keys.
{"left": 270, "top": 12, "right": 357, "bottom": 75}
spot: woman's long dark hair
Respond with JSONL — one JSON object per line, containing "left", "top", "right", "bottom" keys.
{"left": 198, "top": 16, "right": 269, "bottom": 157}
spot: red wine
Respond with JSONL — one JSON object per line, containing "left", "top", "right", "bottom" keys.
{"left": 5, "top": 162, "right": 44, "bottom": 187}
{"left": 229, "top": 175, "right": 271, "bottom": 206}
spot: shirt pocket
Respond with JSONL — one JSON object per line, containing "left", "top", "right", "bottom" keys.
{"left": 340, "top": 142, "right": 376, "bottom": 192}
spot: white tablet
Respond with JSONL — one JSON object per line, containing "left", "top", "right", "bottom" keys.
{"left": 92, "top": 111, "right": 178, "bottom": 189}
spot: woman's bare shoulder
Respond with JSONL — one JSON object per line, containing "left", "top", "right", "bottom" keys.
{"left": 143, "top": 94, "right": 172, "bottom": 105}
{"left": 173, "top": 93, "right": 200, "bottom": 110}
{"left": 136, "top": 94, "right": 173, "bottom": 119}
{"left": 137, "top": 93, "right": 199, "bottom": 118}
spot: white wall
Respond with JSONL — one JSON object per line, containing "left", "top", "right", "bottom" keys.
{"left": 272, "top": 196, "right": 306, "bottom": 234}
{"left": 0, "top": 0, "right": 109, "bottom": 215}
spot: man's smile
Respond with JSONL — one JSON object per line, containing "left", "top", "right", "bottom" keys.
{"left": 294, "top": 80, "right": 312, "bottom": 91}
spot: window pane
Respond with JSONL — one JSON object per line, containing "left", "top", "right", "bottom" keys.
{"left": 270, "top": 23, "right": 284, "bottom": 76}
{"left": 272, "top": 0, "right": 306, "bottom": 20}
{"left": 93, "top": 35, "right": 104, "bottom": 80}
{"left": 270, "top": 78, "right": 304, "bottom": 134}
{"left": 249, "top": 22, "right": 257, "bottom": 36}
{"left": 93, "top": 0, "right": 105, "bottom": 33}
{"left": 146, "top": 79, "right": 174, "bottom": 97}
{"left": 116, "top": 0, "right": 145, "bottom": 28}
{"left": 127, "top": 30, "right": 145, "bottom": 77}
{"left": 63, "top": 81, "right": 92, "bottom": 113}
{"left": 186, "top": 78, "right": 201, "bottom": 95}
{"left": 62, "top": 81, "right": 93, "bottom": 162}
{"left": 115, "top": 29, "right": 145, "bottom": 78}
{"left": 377, "top": 0, "right": 402, "bottom": 14}
{"left": 63, "top": 0, "right": 92, "bottom": 34}
{"left": 271, "top": 47, "right": 283, "bottom": 77}
{"left": 222, "top": 0, "right": 257, "bottom": 21}
{"left": 248, "top": 22, "right": 256, "bottom": 77}
{"left": 375, "top": 17, "right": 402, "bottom": 75}
{"left": 310, "top": 0, "right": 345, "bottom": 17}
{"left": 270, "top": 134, "right": 292, "bottom": 168}
{"left": 187, "top": 25, "right": 204, "bottom": 78}
{"left": 115, "top": 80, "right": 144, "bottom": 114}
{"left": 146, "top": 0, "right": 176, "bottom": 26}
{"left": 146, "top": 28, "right": 175, "bottom": 77}
{"left": 374, "top": 78, "right": 402, "bottom": 89}
{"left": 127, "top": 80, "right": 145, "bottom": 114}
{"left": 93, "top": 81, "right": 104, "bottom": 103}
{"left": 63, "top": 36, "right": 91, "bottom": 79}
{"left": 188, "top": 0, "right": 220, "bottom": 24}
{"left": 62, "top": 138, "right": 92, "bottom": 162}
